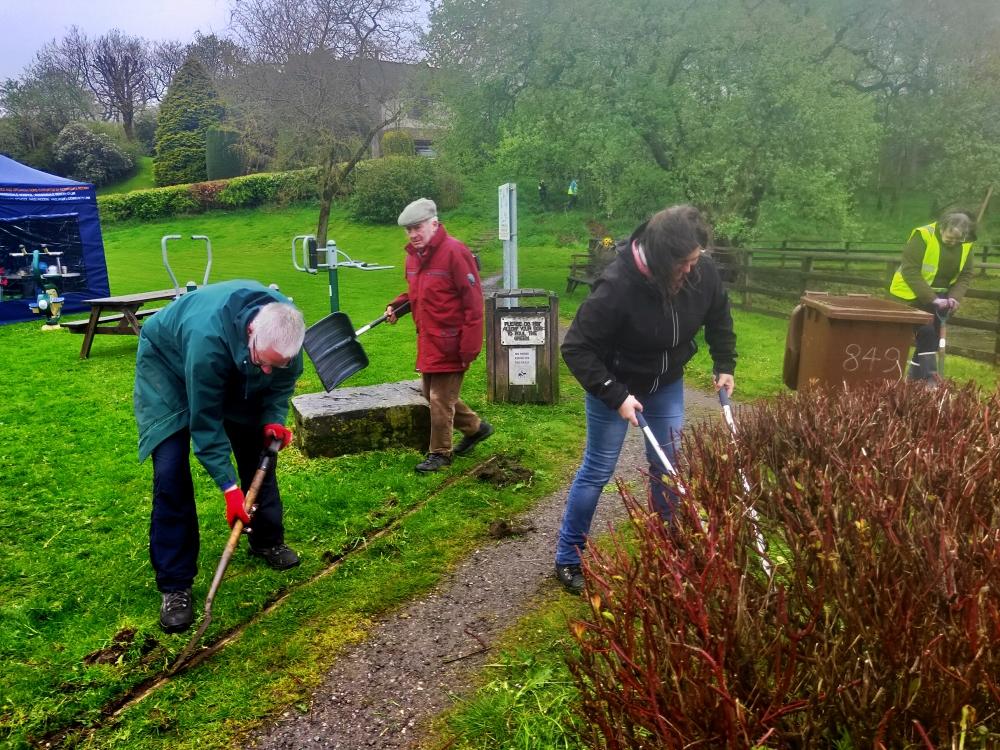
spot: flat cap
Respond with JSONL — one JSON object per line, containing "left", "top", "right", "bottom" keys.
{"left": 397, "top": 197, "right": 437, "bottom": 226}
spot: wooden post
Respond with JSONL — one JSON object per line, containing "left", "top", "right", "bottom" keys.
{"left": 799, "top": 256, "right": 814, "bottom": 297}
{"left": 995, "top": 298, "right": 1000, "bottom": 365}
{"left": 743, "top": 250, "right": 753, "bottom": 311}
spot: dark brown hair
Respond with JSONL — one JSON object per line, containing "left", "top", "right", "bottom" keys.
{"left": 636, "top": 204, "right": 713, "bottom": 296}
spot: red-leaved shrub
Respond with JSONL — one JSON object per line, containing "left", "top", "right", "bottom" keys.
{"left": 569, "top": 382, "right": 1000, "bottom": 749}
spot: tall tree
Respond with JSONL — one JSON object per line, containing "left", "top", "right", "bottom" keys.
{"left": 427, "top": 0, "right": 878, "bottom": 237}
{"left": 36, "top": 27, "right": 182, "bottom": 139}
{"left": 227, "top": 0, "right": 422, "bottom": 245}
{"left": 782, "top": 0, "right": 1000, "bottom": 213}
{"left": 0, "top": 65, "right": 94, "bottom": 168}
{"left": 154, "top": 58, "right": 224, "bottom": 186}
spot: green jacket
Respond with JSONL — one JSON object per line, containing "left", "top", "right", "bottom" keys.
{"left": 134, "top": 280, "right": 303, "bottom": 489}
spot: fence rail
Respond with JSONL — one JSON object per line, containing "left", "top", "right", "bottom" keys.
{"left": 718, "top": 247, "right": 1000, "bottom": 365}
{"left": 751, "top": 240, "right": 1000, "bottom": 270}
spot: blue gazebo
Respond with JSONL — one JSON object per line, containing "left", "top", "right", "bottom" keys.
{"left": 0, "top": 155, "right": 110, "bottom": 324}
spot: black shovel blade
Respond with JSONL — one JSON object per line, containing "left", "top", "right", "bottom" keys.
{"left": 304, "top": 312, "right": 370, "bottom": 391}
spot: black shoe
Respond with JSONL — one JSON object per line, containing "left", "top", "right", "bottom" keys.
{"left": 454, "top": 421, "right": 494, "bottom": 456}
{"left": 554, "top": 564, "right": 585, "bottom": 595}
{"left": 415, "top": 452, "right": 452, "bottom": 473}
{"left": 249, "top": 543, "right": 301, "bottom": 570}
{"left": 159, "top": 589, "right": 194, "bottom": 633}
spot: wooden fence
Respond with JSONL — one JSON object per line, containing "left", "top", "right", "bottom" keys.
{"left": 717, "top": 247, "right": 1000, "bottom": 364}
{"left": 754, "top": 240, "right": 1000, "bottom": 273}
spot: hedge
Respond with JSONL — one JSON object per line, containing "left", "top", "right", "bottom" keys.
{"left": 98, "top": 168, "right": 321, "bottom": 223}
{"left": 348, "top": 156, "right": 463, "bottom": 224}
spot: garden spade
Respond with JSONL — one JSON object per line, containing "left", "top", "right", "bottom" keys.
{"left": 304, "top": 300, "right": 411, "bottom": 391}
{"left": 169, "top": 438, "right": 283, "bottom": 675}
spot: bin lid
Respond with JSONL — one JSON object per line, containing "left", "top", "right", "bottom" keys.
{"left": 800, "top": 294, "right": 932, "bottom": 324}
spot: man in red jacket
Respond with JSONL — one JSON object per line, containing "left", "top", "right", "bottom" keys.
{"left": 386, "top": 198, "right": 493, "bottom": 472}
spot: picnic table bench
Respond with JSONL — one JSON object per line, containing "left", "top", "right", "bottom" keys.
{"left": 66, "top": 288, "right": 180, "bottom": 359}
{"left": 566, "top": 237, "right": 617, "bottom": 294}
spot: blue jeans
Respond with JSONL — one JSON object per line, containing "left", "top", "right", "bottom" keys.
{"left": 150, "top": 423, "right": 285, "bottom": 592}
{"left": 555, "top": 378, "right": 684, "bottom": 566}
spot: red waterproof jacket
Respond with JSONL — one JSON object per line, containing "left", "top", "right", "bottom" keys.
{"left": 390, "top": 223, "right": 484, "bottom": 373}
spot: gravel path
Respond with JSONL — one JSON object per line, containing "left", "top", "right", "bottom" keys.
{"left": 247, "top": 388, "right": 721, "bottom": 750}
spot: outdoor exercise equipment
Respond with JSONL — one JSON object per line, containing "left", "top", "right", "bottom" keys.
{"left": 291, "top": 235, "right": 393, "bottom": 314}
{"left": 27, "top": 248, "right": 65, "bottom": 329}
{"left": 162, "top": 234, "right": 213, "bottom": 296}
{"left": 169, "top": 438, "right": 284, "bottom": 675}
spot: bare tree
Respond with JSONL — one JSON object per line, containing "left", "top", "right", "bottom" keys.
{"left": 36, "top": 27, "right": 179, "bottom": 139}
{"left": 230, "top": 0, "right": 421, "bottom": 64}
{"left": 228, "top": 0, "right": 423, "bottom": 244}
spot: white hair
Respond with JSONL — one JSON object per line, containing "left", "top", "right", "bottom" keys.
{"left": 252, "top": 302, "right": 305, "bottom": 359}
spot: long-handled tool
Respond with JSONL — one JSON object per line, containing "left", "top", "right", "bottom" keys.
{"left": 936, "top": 308, "right": 950, "bottom": 381}
{"left": 634, "top": 411, "right": 686, "bottom": 495}
{"left": 303, "top": 300, "right": 411, "bottom": 391}
{"left": 635, "top": 411, "right": 703, "bottom": 534}
{"left": 718, "top": 388, "right": 772, "bottom": 577}
{"left": 169, "top": 438, "right": 283, "bottom": 675}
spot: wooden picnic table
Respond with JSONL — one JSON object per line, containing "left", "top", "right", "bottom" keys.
{"left": 66, "top": 288, "right": 179, "bottom": 359}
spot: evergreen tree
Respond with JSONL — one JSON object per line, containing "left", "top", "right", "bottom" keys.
{"left": 154, "top": 57, "right": 223, "bottom": 186}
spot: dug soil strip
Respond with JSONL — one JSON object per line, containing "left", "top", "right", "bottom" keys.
{"left": 247, "top": 390, "right": 720, "bottom": 750}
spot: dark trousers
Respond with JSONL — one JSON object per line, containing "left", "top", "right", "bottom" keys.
{"left": 150, "top": 423, "right": 284, "bottom": 592}
{"left": 909, "top": 298, "right": 944, "bottom": 380}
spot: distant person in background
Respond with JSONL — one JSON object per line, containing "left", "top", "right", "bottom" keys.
{"left": 385, "top": 197, "right": 493, "bottom": 473}
{"left": 134, "top": 280, "right": 305, "bottom": 633}
{"left": 555, "top": 204, "right": 737, "bottom": 594}
{"left": 889, "top": 211, "right": 976, "bottom": 381}
{"left": 538, "top": 179, "right": 549, "bottom": 210}
{"left": 566, "top": 178, "right": 578, "bottom": 211}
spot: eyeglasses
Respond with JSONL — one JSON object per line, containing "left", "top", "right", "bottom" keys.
{"left": 250, "top": 334, "right": 291, "bottom": 370}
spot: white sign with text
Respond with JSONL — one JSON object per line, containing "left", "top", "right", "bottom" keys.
{"left": 500, "top": 315, "right": 546, "bottom": 346}
{"left": 509, "top": 347, "right": 537, "bottom": 385}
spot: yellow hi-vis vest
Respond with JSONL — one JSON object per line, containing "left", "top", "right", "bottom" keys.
{"left": 889, "top": 222, "right": 973, "bottom": 300}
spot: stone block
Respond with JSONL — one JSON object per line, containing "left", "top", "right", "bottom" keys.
{"left": 292, "top": 379, "right": 429, "bottom": 458}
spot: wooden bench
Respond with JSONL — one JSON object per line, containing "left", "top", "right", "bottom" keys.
{"left": 71, "top": 288, "right": 181, "bottom": 358}
{"left": 566, "top": 237, "right": 617, "bottom": 294}
{"left": 62, "top": 308, "right": 160, "bottom": 333}
{"left": 566, "top": 253, "right": 596, "bottom": 293}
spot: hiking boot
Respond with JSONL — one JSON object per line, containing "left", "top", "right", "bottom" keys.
{"left": 415, "top": 452, "right": 452, "bottom": 473}
{"left": 249, "top": 543, "right": 301, "bottom": 570}
{"left": 454, "top": 421, "right": 494, "bottom": 456}
{"left": 554, "top": 563, "right": 585, "bottom": 595}
{"left": 159, "top": 589, "right": 194, "bottom": 633}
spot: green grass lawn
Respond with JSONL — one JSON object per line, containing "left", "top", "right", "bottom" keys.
{"left": 97, "top": 157, "right": 155, "bottom": 195}
{"left": 0, "top": 202, "right": 599, "bottom": 749}
{"left": 2, "top": 196, "right": 998, "bottom": 749}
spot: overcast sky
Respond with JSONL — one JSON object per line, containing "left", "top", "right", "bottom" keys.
{"left": 0, "top": 0, "right": 232, "bottom": 81}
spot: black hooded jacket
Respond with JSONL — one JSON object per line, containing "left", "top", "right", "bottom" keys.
{"left": 561, "top": 237, "right": 737, "bottom": 411}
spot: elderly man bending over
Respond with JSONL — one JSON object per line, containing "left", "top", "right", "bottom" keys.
{"left": 134, "top": 280, "right": 305, "bottom": 633}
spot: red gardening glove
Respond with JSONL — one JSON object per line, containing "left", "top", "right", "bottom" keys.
{"left": 263, "top": 423, "right": 293, "bottom": 450}
{"left": 223, "top": 486, "right": 252, "bottom": 528}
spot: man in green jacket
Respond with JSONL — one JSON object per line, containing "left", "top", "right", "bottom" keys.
{"left": 134, "top": 280, "right": 306, "bottom": 633}
{"left": 889, "top": 211, "right": 976, "bottom": 380}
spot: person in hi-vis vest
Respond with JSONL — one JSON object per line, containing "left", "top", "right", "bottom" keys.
{"left": 889, "top": 211, "right": 976, "bottom": 380}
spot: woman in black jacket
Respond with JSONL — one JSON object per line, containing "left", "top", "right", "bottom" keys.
{"left": 554, "top": 204, "right": 737, "bottom": 594}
